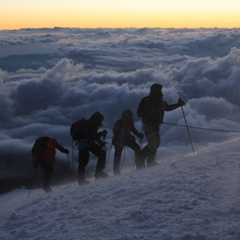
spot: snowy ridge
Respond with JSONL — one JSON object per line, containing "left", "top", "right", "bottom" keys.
{"left": 1, "top": 138, "right": 240, "bottom": 240}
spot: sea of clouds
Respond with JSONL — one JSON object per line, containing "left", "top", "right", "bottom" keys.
{"left": 0, "top": 28, "right": 240, "bottom": 192}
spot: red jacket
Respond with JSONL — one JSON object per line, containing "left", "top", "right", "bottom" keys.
{"left": 32, "top": 138, "right": 66, "bottom": 164}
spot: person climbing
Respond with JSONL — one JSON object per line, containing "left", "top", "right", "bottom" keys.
{"left": 77, "top": 111, "right": 108, "bottom": 185}
{"left": 137, "top": 83, "right": 185, "bottom": 168}
{"left": 31, "top": 137, "right": 69, "bottom": 193}
{"left": 112, "top": 109, "right": 144, "bottom": 175}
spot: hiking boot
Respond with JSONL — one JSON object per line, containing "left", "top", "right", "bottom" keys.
{"left": 44, "top": 187, "right": 52, "bottom": 193}
{"left": 78, "top": 179, "right": 90, "bottom": 186}
{"left": 94, "top": 170, "right": 108, "bottom": 179}
{"left": 147, "top": 161, "right": 158, "bottom": 168}
{"left": 113, "top": 169, "right": 120, "bottom": 176}
{"left": 135, "top": 160, "right": 146, "bottom": 170}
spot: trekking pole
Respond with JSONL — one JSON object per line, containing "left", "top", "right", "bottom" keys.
{"left": 139, "top": 138, "right": 143, "bottom": 150}
{"left": 66, "top": 153, "right": 75, "bottom": 185}
{"left": 28, "top": 168, "right": 37, "bottom": 198}
{"left": 132, "top": 155, "right": 136, "bottom": 171}
{"left": 102, "top": 135, "right": 109, "bottom": 169}
{"left": 181, "top": 105, "right": 195, "bottom": 153}
{"left": 133, "top": 138, "right": 143, "bottom": 171}
{"left": 121, "top": 147, "right": 126, "bottom": 171}
{"left": 66, "top": 154, "right": 72, "bottom": 171}
{"left": 106, "top": 141, "right": 112, "bottom": 167}
{"left": 71, "top": 138, "right": 75, "bottom": 170}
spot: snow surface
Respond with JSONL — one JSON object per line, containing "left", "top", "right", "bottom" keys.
{"left": 1, "top": 138, "right": 240, "bottom": 240}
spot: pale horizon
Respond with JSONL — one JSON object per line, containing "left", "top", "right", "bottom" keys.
{"left": 1, "top": 0, "right": 239, "bottom": 30}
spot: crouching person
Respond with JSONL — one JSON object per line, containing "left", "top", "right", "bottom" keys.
{"left": 31, "top": 137, "right": 69, "bottom": 193}
{"left": 77, "top": 111, "right": 108, "bottom": 185}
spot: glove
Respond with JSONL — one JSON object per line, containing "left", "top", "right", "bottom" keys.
{"left": 177, "top": 98, "right": 185, "bottom": 107}
{"left": 99, "top": 141, "right": 107, "bottom": 148}
{"left": 63, "top": 148, "right": 69, "bottom": 154}
{"left": 101, "top": 129, "right": 108, "bottom": 138}
{"left": 33, "top": 161, "right": 39, "bottom": 169}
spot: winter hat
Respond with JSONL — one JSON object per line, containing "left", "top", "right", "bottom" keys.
{"left": 122, "top": 109, "right": 133, "bottom": 120}
{"left": 150, "top": 83, "right": 163, "bottom": 95}
{"left": 90, "top": 111, "right": 104, "bottom": 123}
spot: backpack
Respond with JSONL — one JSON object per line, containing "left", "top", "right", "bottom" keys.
{"left": 31, "top": 137, "right": 50, "bottom": 159}
{"left": 70, "top": 118, "right": 85, "bottom": 141}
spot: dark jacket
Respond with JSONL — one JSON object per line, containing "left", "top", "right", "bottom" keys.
{"left": 112, "top": 118, "right": 142, "bottom": 147}
{"left": 80, "top": 120, "right": 104, "bottom": 145}
{"left": 137, "top": 95, "right": 179, "bottom": 127}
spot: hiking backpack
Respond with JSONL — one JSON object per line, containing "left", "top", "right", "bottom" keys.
{"left": 31, "top": 137, "right": 50, "bottom": 158}
{"left": 70, "top": 118, "right": 85, "bottom": 141}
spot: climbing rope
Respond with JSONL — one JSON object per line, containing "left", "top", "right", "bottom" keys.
{"left": 163, "top": 122, "right": 240, "bottom": 133}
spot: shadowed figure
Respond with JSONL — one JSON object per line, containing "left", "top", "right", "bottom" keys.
{"left": 137, "top": 83, "right": 185, "bottom": 168}
{"left": 77, "top": 111, "right": 108, "bottom": 185}
{"left": 112, "top": 109, "right": 144, "bottom": 175}
{"left": 31, "top": 137, "right": 69, "bottom": 193}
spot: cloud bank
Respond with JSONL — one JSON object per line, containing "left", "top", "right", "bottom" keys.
{"left": 0, "top": 28, "right": 240, "bottom": 191}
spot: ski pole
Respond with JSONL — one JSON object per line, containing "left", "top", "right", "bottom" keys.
{"left": 71, "top": 138, "right": 75, "bottom": 170}
{"left": 106, "top": 141, "right": 112, "bottom": 167}
{"left": 181, "top": 105, "right": 195, "bottom": 153}
{"left": 66, "top": 153, "right": 72, "bottom": 171}
{"left": 66, "top": 153, "right": 75, "bottom": 185}
{"left": 132, "top": 154, "right": 136, "bottom": 171}
{"left": 102, "top": 135, "right": 109, "bottom": 169}
{"left": 121, "top": 147, "right": 126, "bottom": 171}
{"left": 28, "top": 168, "right": 37, "bottom": 198}
{"left": 139, "top": 138, "right": 143, "bottom": 150}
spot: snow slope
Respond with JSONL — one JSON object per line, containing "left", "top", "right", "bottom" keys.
{"left": 1, "top": 138, "right": 240, "bottom": 240}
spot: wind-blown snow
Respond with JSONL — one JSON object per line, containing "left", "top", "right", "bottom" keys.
{"left": 1, "top": 28, "right": 240, "bottom": 238}
{"left": 1, "top": 138, "right": 239, "bottom": 240}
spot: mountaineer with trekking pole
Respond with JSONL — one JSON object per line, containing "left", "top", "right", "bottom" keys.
{"left": 112, "top": 109, "right": 144, "bottom": 175}
{"left": 31, "top": 137, "right": 69, "bottom": 193}
{"left": 137, "top": 83, "right": 185, "bottom": 168}
{"left": 71, "top": 111, "right": 108, "bottom": 185}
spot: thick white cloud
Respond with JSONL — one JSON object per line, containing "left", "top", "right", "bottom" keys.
{"left": 0, "top": 28, "right": 240, "bottom": 186}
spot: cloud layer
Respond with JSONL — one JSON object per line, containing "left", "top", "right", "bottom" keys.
{"left": 0, "top": 28, "right": 240, "bottom": 188}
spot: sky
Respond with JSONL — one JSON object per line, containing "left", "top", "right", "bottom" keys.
{"left": 0, "top": 27, "right": 240, "bottom": 194}
{"left": 0, "top": 137, "right": 240, "bottom": 239}
{"left": 1, "top": 0, "right": 240, "bottom": 30}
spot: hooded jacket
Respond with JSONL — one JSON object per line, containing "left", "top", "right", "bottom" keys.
{"left": 112, "top": 111, "right": 142, "bottom": 147}
{"left": 137, "top": 94, "right": 179, "bottom": 127}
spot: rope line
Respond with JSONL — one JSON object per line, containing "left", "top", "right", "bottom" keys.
{"left": 163, "top": 122, "right": 240, "bottom": 133}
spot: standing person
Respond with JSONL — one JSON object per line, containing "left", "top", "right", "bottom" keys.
{"left": 137, "top": 83, "right": 185, "bottom": 168}
{"left": 31, "top": 137, "right": 69, "bottom": 193}
{"left": 112, "top": 109, "right": 144, "bottom": 175}
{"left": 77, "top": 111, "right": 108, "bottom": 185}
